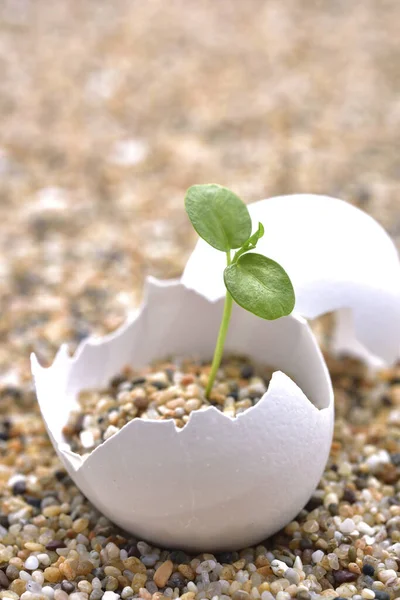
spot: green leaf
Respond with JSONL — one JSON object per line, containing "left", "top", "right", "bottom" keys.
{"left": 244, "top": 222, "right": 264, "bottom": 249}
{"left": 224, "top": 253, "right": 295, "bottom": 320}
{"left": 233, "top": 222, "right": 265, "bottom": 262}
{"left": 185, "top": 184, "right": 252, "bottom": 251}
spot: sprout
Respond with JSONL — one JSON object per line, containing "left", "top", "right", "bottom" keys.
{"left": 185, "top": 183, "right": 295, "bottom": 397}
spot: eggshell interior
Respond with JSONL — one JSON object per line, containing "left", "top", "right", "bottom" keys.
{"left": 32, "top": 278, "right": 334, "bottom": 551}
{"left": 182, "top": 194, "right": 400, "bottom": 365}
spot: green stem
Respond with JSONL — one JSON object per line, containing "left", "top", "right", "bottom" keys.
{"left": 205, "top": 251, "right": 233, "bottom": 398}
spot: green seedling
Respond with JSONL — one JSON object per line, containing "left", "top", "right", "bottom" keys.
{"left": 185, "top": 183, "right": 295, "bottom": 398}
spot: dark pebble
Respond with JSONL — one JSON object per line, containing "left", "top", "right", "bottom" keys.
{"left": 5, "top": 565, "right": 19, "bottom": 581}
{"left": 110, "top": 374, "right": 127, "bottom": 388}
{"left": 305, "top": 495, "right": 323, "bottom": 511}
{"left": 151, "top": 381, "right": 168, "bottom": 390}
{"left": 165, "top": 368, "right": 175, "bottom": 382}
{"left": 362, "top": 575, "right": 375, "bottom": 588}
{"left": 61, "top": 581, "right": 76, "bottom": 593}
{"left": 375, "top": 593, "right": 390, "bottom": 600}
{"left": 0, "top": 432, "right": 9, "bottom": 441}
{"left": 328, "top": 503, "right": 339, "bottom": 516}
{"left": 167, "top": 572, "right": 186, "bottom": 589}
{"left": 0, "top": 386, "right": 21, "bottom": 400}
{"left": 388, "top": 496, "right": 400, "bottom": 506}
{"left": 168, "top": 550, "right": 190, "bottom": 564}
{"left": 355, "top": 477, "right": 368, "bottom": 490}
{"left": 382, "top": 394, "right": 392, "bottom": 407}
{"left": 54, "top": 469, "right": 67, "bottom": 481}
{"left": 146, "top": 581, "right": 158, "bottom": 594}
{"left": 215, "top": 551, "right": 234, "bottom": 563}
{"left": 300, "top": 539, "right": 314, "bottom": 550}
{"left": 46, "top": 540, "right": 67, "bottom": 551}
{"left": 24, "top": 495, "right": 41, "bottom": 509}
{"left": 132, "top": 377, "right": 146, "bottom": 386}
{"left": 342, "top": 488, "right": 357, "bottom": 504}
{"left": 12, "top": 480, "right": 26, "bottom": 495}
{"left": 361, "top": 563, "right": 375, "bottom": 577}
{"left": 390, "top": 453, "right": 400, "bottom": 467}
{"left": 92, "top": 567, "right": 105, "bottom": 579}
{"left": 333, "top": 570, "right": 357, "bottom": 584}
{"left": 240, "top": 365, "right": 254, "bottom": 379}
{"left": 0, "top": 570, "right": 9, "bottom": 589}
{"left": 296, "top": 592, "right": 311, "bottom": 600}
{"left": 229, "top": 389, "right": 239, "bottom": 401}
{"left": 0, "top": 515, "right": 8, "bottom": 529}
{"left": 127, "top": 545, "right": 140, "bottom": 558}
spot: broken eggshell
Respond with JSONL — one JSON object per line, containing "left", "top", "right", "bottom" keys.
{"left": 183, "top": 194, "right": 400, "bottom": 365}
{"left": 32, "top": 278, "right": 334, "bottom": 552}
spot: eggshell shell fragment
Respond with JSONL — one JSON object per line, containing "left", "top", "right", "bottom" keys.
{"left": 32, "top": 278, "right": 333, "bottom": 551}
{"left": 182, "top": 194, "right": 400, "bottom": 364}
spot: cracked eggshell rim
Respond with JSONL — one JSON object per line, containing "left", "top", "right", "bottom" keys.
{"left": 182, "top": 194, "right": 400, "bottom": 366}
{"left": 31, "top": 278, "right": 334, "bottom": 552}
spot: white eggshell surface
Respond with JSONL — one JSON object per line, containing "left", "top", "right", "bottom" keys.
{"left": 182, "top": 194, "right": 400, "bottom": 365}
{"left": 32, "top": 278, "right": 334, "bottom": 551}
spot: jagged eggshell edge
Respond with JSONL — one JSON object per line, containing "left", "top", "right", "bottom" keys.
{"left": 31, "top": 278, "right": 334, "bottom": 551}
{"left": 182, "top": 194, "right": 400, "bottom": 365}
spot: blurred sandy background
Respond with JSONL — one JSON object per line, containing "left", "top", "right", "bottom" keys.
{"left": 0, "top": 0, "right": 399, "bottom": 380}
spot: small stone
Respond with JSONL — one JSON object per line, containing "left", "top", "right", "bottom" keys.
{"left": 153, "top": 560, "right": 173, "bottom": 588}
{"left": 232, "top": 592, "right": 250, "bottom": 600}
{"left": 61, "top": 581, "right": 75, "bottom": 593}
{"left": 44, "top": 567, "right": 63, "bottom": 583}
{"left": 361, "top": 591, "right": 375, "bottom": 599}
{"left": 78, "top": 581, "right": 92, "bottom": 594}
{"left": 46, "top": 540, "right": 67, "bottom": 551}
{"left": 9, "top": 580, "right": 26, "bottom": 596}
{"left": 168, "top": 551, "right": 190, "bottom": 564}
{"left": 104, "top": 575, "right": 119, "bottom": 591}
{"left": 271, "top": 560, "right": 288, "bottom": 577}
{"left": 59, "top": 561, "right": 77, "bottom": 581}
{"left": 167, "top": 572, "right": 186, "bottom": 589}
{"left": 54, "top": 592, "right": 69, "bottom": 600}
{"left": 362, "top": 564, "right": 375, "bottom": 576}
{"left": 24, "top": 556, "right": 39, "bottom": 571}
{"left": 333, "top": 570, "right": 357, "bottom": 584}
{"left": 72, "top": 517, "right": 89, "bottom": 533}
{"left": 285, "top": 569, "right": 300, "bottom": 585}
{"left": 311, "top": 550, "right": 324, "bottom": 563}
{"left": 241, "top": 365, "right": 254, "bottom": 379}
{"left": 177, "top": 564, "right": 195, "bottom": 580}
{"left": 0, "top": 572, "right": 9, "bottom": 590}
{"left": 104, "top": 425, "right": 119, "bottom": 440}
{"left": 374, "top": 594, "right": 390, "bottom": 600}
{"left": 5, "top": 566, "right": 19, "bottom": 582}
{"left": 121, "top": 587, "right": 133, "bottom": 599}
{"left": 339, "top": 518, "right": 355, "bottom": 534}
{"left": 303, "top": 520, "right": 319, "bottom": 533}
{"left": 378, "top": 569, "right": 397, "bottom": 583}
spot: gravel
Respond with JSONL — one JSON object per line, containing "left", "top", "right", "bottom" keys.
{"left": 62, "top": 356, "right": 273, "bottom": 455}
{"left": 0, "top": 352, "right": 399, "bottom": 599}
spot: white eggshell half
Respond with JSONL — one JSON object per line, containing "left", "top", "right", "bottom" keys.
{"left": 182, "top": 194, "right": 400, "bottom": 365}
{"left": 31, "top": 278, "right": 333, "bottom": 552}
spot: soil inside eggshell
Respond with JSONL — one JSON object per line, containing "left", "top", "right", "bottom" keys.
{"left": 62, "top": 355, "right": 275, "bottom": 455}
